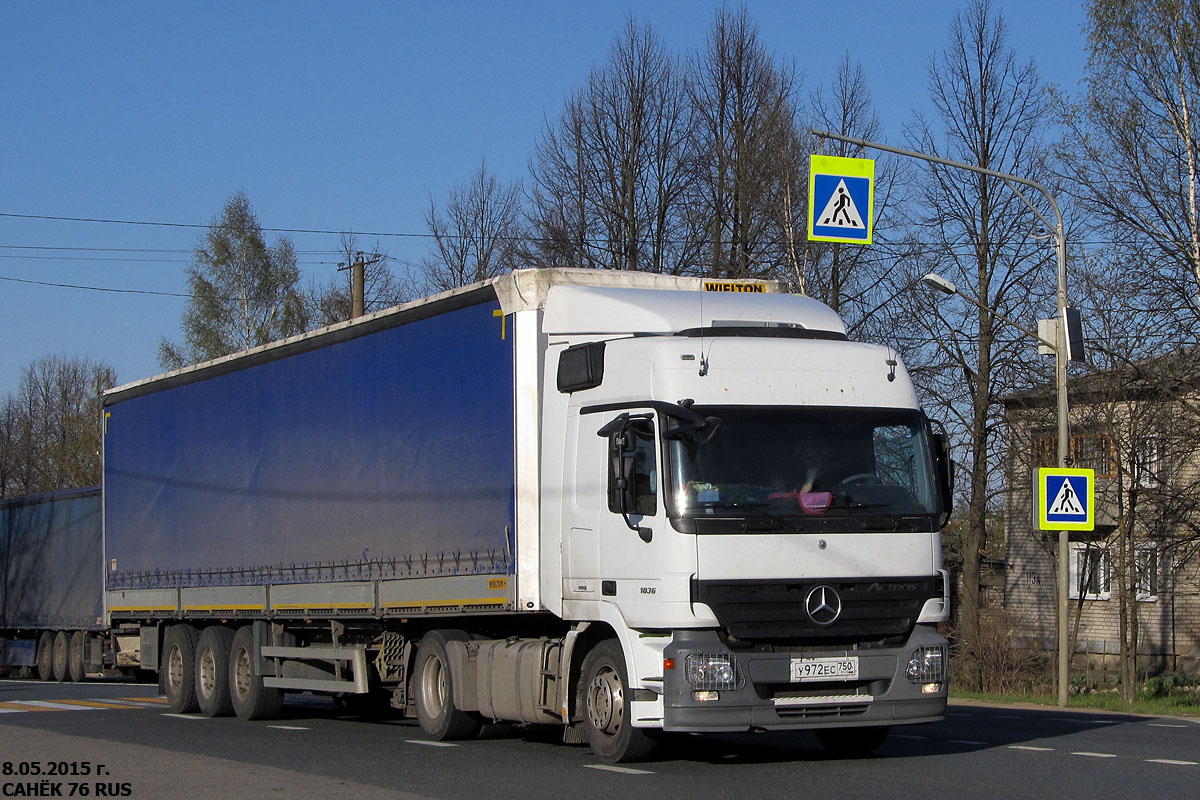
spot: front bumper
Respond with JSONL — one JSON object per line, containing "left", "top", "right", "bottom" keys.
{"left": 661, "top": 624, "right": 948, "bottom": 732}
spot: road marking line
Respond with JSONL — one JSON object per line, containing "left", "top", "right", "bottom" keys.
{"left": 18, "top": 700, "right": 103, "bottom": 711}
{"left": 1149, "top": 723, "right": 1186, "bottom": 728}
{"left": 269, "top": 725, "right": 310, "bottom": 730}
{"left": 409, "top": 740, "right": 458, "bottom": 747}
{"left": 1072, "top": 752, "right": 1117, "bottom": 758}
{"left": 1146, "top": 759, "right": 1197, "bottom": 766}
{"left": 99, "top": 699, "right": 165, "bottom": 708}
{"left": 52, "top": 699, "right": 141, "bottom": 709}
{"left": 948, "top": 739, "right": 988, "bottom": 745}
{"left": 1009, "top": 745, "right": 1053, "bottom": 752}
{"left": 893, "top": 734, "right": 928, "bottom": 740}
{"left": 161, "top": 713, "right": 205, "bottom": 720}
{"left": 584, "top": 765, "right": 654, "bottom": 775}
{"left": 120, "top": 696, "right": 167, "bottom": 704}
{"left": 0, "top": 701, "right": 76, "bottom": 712}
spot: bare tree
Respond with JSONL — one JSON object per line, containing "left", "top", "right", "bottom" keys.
{"left": 0, "top": 355, "right": 115, "bottom": 497}
{"left": 687, "top": 4, "right": 802, "bottom": 279}
{"left": 806, "top": 54, "right": 914, "bottom": 340}
{"left": 1057, "top": 0, "right": 1200, "bottom": 328}
{"left": 160, "top": 191, "right": 308, "bottom": 369}
{"left": 903, "top": 0, "right": 1056, "bottom": 688}
{"left": 1069, "top": 257, "right": 1200, "bottom": 699}
{"left": 527, "top": 16, "right": 699, "bottom": 274}
{"left": 423, "top": 159, "right": 523, "bottom": 291}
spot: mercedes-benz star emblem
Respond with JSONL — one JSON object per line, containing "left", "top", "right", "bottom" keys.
{"left": 805, "top": 585, "right": 843, "bottom": 626}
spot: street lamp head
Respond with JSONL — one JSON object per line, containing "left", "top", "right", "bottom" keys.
{"left": 921, "top": 273, "right": 957, "bottom": 296}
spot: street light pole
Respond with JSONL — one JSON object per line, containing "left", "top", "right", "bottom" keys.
{"left": 813, "top": 129, "right": 1074, "bottom": 706}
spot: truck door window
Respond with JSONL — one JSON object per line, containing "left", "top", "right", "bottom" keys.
{"left": 607, "top": 418, "right": 657, "bottom": 517}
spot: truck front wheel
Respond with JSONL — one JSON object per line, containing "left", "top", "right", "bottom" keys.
{"left": 578, "top": 640, "right": 658, "bottom": 763}
{"left": 413, "top": 630, "right": 481, "bottom": 740}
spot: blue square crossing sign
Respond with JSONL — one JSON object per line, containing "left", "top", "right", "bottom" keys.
{"left": 808, "top": 154, "right": 874, "bottom": 244}
{"left": 1036, "top": 468, "right": 1095, "bottom": 531}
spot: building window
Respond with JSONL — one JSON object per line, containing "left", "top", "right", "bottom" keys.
{"left": 1136, "top": 545, "right": 1159, "bottom": 601}
{"left": 1092, "top": 435, "right": 1114, "bottom": 477}
{"left": 1068, "top": 542, "right": 1111, "bottom": 600}
{"left": 1033, "top": 431, "right": 1115, "bottom": 477}
{"left": 1133, "top": 436, "right": 1163, "bottom": 487}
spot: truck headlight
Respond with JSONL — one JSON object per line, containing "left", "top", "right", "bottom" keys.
{"left": 685, "top": 654, "right": 741, "bottom": 690}
{"left": 906, "top": 646, "right": 947, "bottom": 683}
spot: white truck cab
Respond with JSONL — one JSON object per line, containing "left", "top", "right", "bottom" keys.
{"left": 533, "top": 277, "right": 951, "bottom": 757}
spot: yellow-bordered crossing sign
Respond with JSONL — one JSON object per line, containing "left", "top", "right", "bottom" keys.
{"left": 1036, "top": 467, "right": 1095, "bottom": 531}
{"left": 808, "top": 155, "right": 875, "bottom": 244}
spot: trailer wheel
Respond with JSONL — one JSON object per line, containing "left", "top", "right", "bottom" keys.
{"left": 815, "top": 725, "right": 890, "bottom": 757}
{"left": 578, "top": 639, "right": 658, "bottom": 763}
{"left": 195, "top": 627, "right": 235, "bottom": 717}
{"left": 68, "top": 632, "right": 87, "bottom": 683}
{"left": 52, "top": 631, "right": 70, "bottom": 682}
{"left": 414, "top": 630, "right": 481, "bottom": 740}
{"left": 35, "top": 632, "right": 55, "bottom": 681}
{"left": 228, "top": 626, "right": 282, "bottom": 720}
{"left": 163, "top": 624, "right": 199, "bottom": 713}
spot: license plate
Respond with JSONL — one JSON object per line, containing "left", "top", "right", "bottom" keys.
{"left": 790, "top": 656, "right": 859, "bottom": 682}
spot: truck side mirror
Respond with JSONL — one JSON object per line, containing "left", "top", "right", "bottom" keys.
{"left": 600, "top": 416, "right": 653, "bottom": 543}
{"left": 932, "top": 430, "right": 954, "bottom": 524}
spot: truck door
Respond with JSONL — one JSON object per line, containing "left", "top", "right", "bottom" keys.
{"left": 565, "top": 409, "right": 695, "bottom": 628}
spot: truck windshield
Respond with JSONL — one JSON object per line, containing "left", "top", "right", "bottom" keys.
{"left": 666, "top": 406, "right": 939, "bottom": 530}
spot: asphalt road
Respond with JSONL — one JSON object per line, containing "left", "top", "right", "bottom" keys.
{"left": 1, "top": 678, "right": 1196, "bottom": 799}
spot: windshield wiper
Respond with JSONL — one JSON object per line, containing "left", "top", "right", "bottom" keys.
{"left": 830, "top": 502, "right": 924, "bottom": 532}
{"left": 691, "top": 501, "right": 808, "bottom": 532}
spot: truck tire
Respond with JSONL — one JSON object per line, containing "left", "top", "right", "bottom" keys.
{"left": 52, "top": 631, "right": 70, "bottom": 682}
{"left": 163, "top": 624, "right": 200, "bottom": 713}
{"left": 195, "top": 626, "right": 235, "bottom": 717}
{"left": 578, "top": 639, "right": 658, "bottom": 763}
{"left": 228, "top": 625, "right": 282, "bottom": 721}
{"left": 35, "top": 632, "right": 55, "bottom": 681}
{"left": 68, "top": 631, "right": 87, "bottom": 683}
{"left": 815, "top": 725, "right": 890, "bottom": 757}
{"left": 413, "top": 630, "right": 481, "bottom": 740}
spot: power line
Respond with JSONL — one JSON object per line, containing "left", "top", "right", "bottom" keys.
{"left": 0, "top": 244, "right": 338, "bottom": 254}
{"left": 0, "top": 275, "right": 192, "bottom": 298}
{"left": 1, "top": 210, "right": 1174, "bottom": 250}
{"left": 0, "top": 211, "right": 434, "bottom": 240}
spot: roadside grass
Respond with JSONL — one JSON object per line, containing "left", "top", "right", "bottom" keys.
{"left": 951, "top": 686, "right": 1200, "bottom": 718}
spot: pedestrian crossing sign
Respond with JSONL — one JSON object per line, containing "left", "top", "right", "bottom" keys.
{"left": 1036, "top": 467, "right": 1095, "bottom": 531}
{"left": 808, "top": 154, "right": 875, "bottom": 244}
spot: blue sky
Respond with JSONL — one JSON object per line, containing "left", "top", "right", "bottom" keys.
{"left": 0, "top": 0, "right": 1089, "bottom": 396}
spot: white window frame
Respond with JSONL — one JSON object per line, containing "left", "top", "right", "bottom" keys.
{"left": 1133, "top": 436, "right": 1164, "bottom": 488}
{"left": 1068, "top": 542, "right": 1111, "bottom": 601}
{"left": 1135, "top": 544, "right": 1160, "bottom": 602}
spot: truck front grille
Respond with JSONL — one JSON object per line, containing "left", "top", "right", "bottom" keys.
{"left": 692, "top": 577, "right": 938, "bottom": 643}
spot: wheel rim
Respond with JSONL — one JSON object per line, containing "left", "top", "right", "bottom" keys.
{"left": 234, "top": 648, "right": 252, "bottom": 700}
{"left": 198, "top": 648, "right": 216, "bottom": 699}
{"left": 167, "top": 645, "right": 183, "bottom": 694}
{"left": 586, "top": 665, "right": 624, "bottom": 737}
{"left": 419, "top": 654, "right": 448, "bottom": 719}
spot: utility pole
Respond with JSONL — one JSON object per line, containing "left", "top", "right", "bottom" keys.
{"left": 338, "top": 251, "right": 383, "bottom": 320}
{"left": 812, "top": 129, "right": 1075, "bottom": 707}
